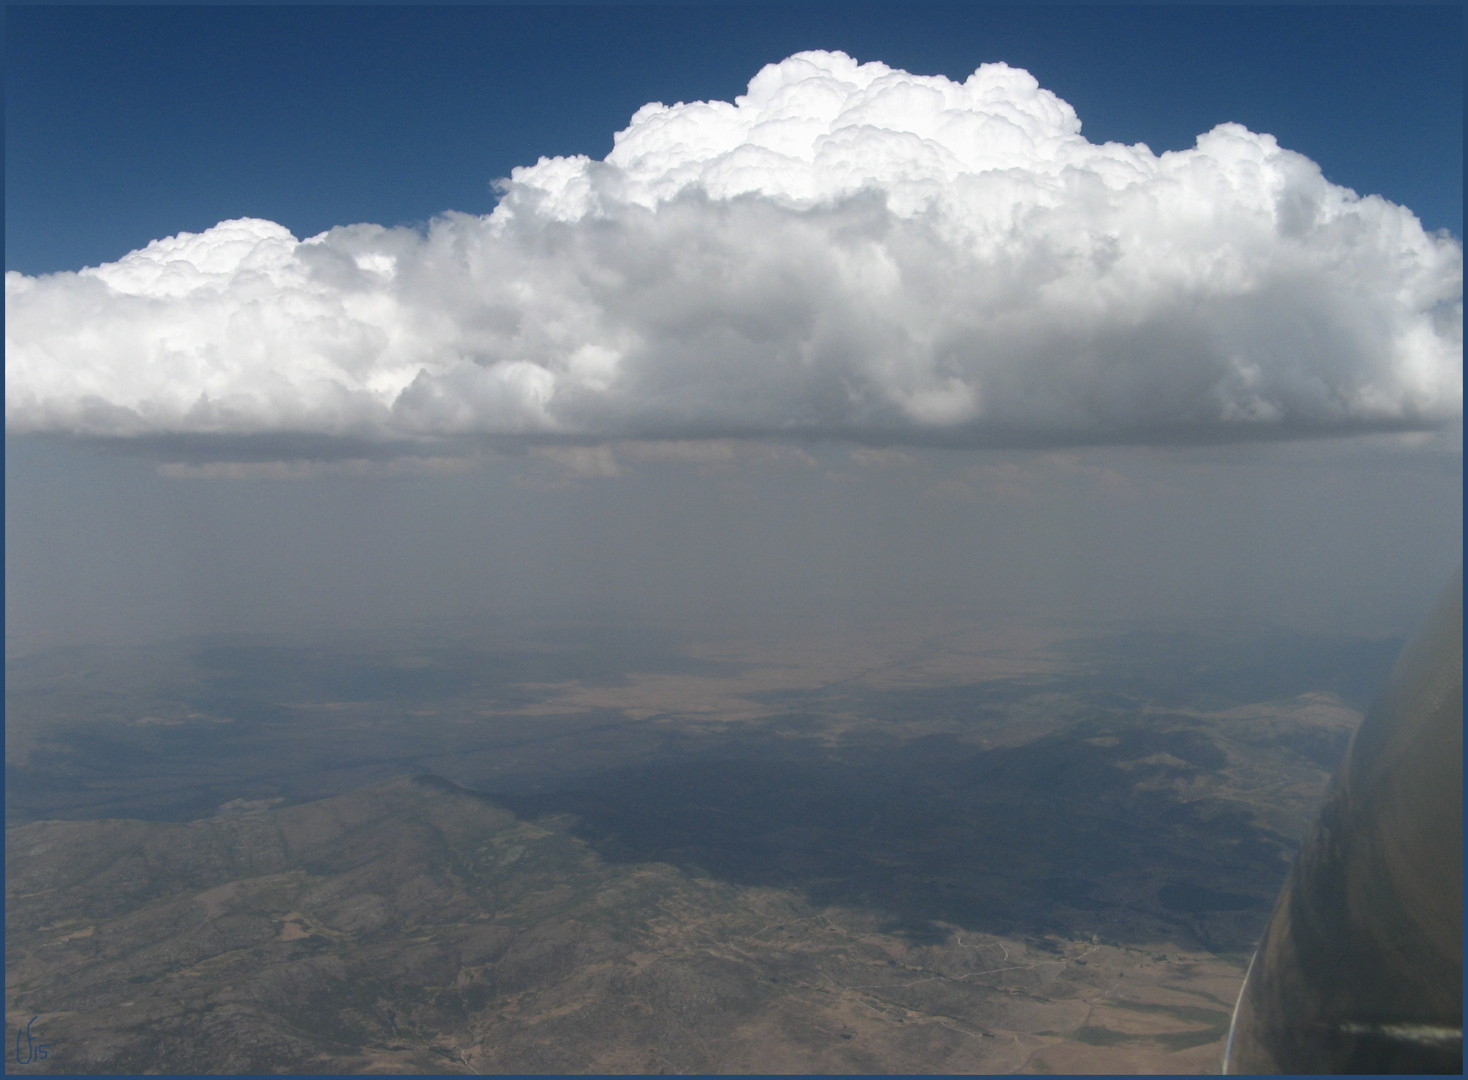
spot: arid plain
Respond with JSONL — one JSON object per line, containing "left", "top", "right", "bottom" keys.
{"left": 6, "top": 613, "right": 1390, "bottom": 1073}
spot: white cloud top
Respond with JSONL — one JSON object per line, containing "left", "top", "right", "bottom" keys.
{"left": 6, "top": 51, "right": 1461, "bottom": 450}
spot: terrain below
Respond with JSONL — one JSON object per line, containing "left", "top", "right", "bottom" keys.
{"left": 6, "top": 615, "right": 1386, "bottom": 1073}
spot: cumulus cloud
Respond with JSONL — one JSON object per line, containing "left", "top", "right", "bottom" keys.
{"left": 6, "top": 51, "right": 1461, "bottom": 453}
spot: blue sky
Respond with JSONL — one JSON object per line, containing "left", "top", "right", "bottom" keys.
{"left": 7, "top": 5, "right": 1462, "bottom": 275}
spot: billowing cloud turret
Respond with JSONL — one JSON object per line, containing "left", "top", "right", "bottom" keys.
{"left": 6, "top": 51, "right": 1461, "bottom": 450}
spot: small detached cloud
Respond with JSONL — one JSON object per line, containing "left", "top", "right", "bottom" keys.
{"left": 6, "top": 51, "right": 1461, "bottom": 455}
{"left": 155, "top": 454, "right": 483, "bottom": 482}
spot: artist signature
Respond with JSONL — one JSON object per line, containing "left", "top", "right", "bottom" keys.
{"left": 14, "top": 1016, "right": 51, "bottom": 1065}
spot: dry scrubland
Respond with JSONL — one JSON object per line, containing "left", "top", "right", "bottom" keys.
{"left": 6, "top": 616, "right": 1384, "bottom": 1073}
